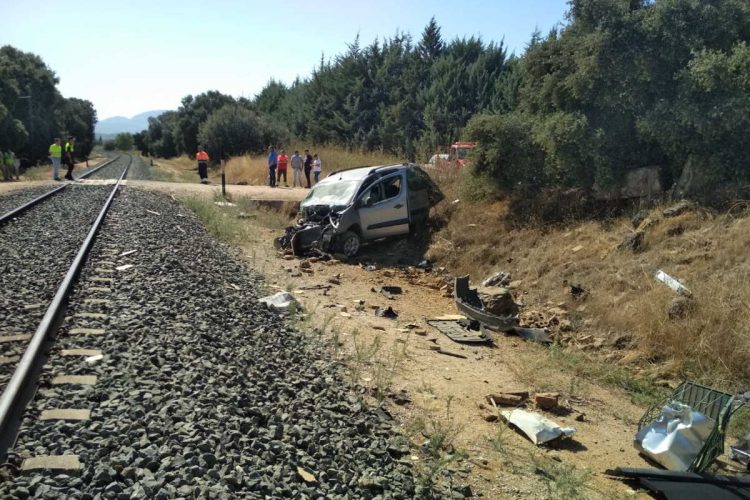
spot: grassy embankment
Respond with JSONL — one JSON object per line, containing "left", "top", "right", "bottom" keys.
{"left": 174, "top": 146, "right": 750, "bottom": 436}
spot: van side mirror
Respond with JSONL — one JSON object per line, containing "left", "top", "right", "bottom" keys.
{"left": 362, "top": 194, "right": 374, "bottom": 207}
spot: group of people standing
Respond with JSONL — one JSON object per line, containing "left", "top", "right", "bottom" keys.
{"left": 267, "top": 147, "right": 321, "bottom": 188}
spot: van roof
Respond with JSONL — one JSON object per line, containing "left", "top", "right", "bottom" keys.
{"left": 322, "top": 163, "right": 414, "bottom": 183}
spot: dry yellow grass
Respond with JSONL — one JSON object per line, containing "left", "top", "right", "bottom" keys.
{"left": 224, "top": 146, "right": 402, "bottom": 186}
{"left": 427, "top": 169, "right": 750, "bottom": 390}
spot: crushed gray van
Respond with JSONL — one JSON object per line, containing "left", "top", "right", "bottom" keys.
{"left": 274, "top": 163, "right": 444, "bottom": 257}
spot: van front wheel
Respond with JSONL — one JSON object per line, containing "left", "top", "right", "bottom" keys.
{"left": 339, "top": 231, "right": 360, "bottom": 257}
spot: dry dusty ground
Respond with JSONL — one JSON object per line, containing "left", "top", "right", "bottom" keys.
{"left": 145, "top": 184, "right": 678, "bottom": 499}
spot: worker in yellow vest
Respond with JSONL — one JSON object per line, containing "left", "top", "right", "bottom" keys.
{"left": 49, "top": 138, "right": 62, "bottom": 181}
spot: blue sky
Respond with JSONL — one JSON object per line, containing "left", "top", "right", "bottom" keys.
{"left": 2, "top": 0, "right": 569, "bottom": 119}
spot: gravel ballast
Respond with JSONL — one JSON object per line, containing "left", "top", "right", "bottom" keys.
{"left": 0, "top": 187, "right": 424, "bottom": 498}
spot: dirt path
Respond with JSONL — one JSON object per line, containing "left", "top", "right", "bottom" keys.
{"left": 128, "top": 180, "right": 308, "bottom": 202}
{"left": 232, "top": 223, "right": 649, "bottom": 498}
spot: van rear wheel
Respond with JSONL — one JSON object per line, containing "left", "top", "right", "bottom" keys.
{"left": 339, "top": 231, "right": 360, "bottom": 257}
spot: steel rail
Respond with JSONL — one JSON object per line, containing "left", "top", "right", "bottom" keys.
{"left": 0, "top": 158, "right": 130, "bottom": 462}
{"left": 0, "top": 155, "right": 121, "bottom": 225}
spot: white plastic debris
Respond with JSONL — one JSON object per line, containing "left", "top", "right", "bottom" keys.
{"left": 84, "top": 354, "right": 104, "bottom": 364}
{"left": 119, "top": 249, "right": 137, "bottom": 257}
{"left": 258, "top": 292, "right": 301, "bottom": 313}
{"left": 146, "top": 209, "right": 161, "bottom": 216}
{"left": 116, "top": 264, "right": 134, "bottom": 271}
{"left": 655, "top": 270, "right": 692, "bottom": 297}
{"left": 214, "top": 201, "right": 237, "bottom": 207}
{"left": 634, "top": 403, "right": 712, "bottom": 471}
{"left": 501, "top": 409, "right": 576, "bottom": 445}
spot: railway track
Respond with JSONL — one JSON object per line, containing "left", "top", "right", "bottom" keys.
{"left": 0, "top": 157, "right": 425, "bottom": 498}
{"left": 0, "top": 155, "right": 127, "bottom": 225}
{"left": 0, "top": 156, "right": 131, "bottom": 463}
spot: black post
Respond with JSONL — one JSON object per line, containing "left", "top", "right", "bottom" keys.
{"left": 221, "top": 158, "right": 226, "bottom": 198}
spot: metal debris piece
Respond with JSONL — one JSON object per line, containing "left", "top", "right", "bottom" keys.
{"left": 634, "top": 403, "right": 713, "bottom": 471}
{"left": 608, "top": 467, "right": 750, "bottom": 500}
{"left": 427, "top": 320, "right": 489, "bottom": 344}
{"left": 258, "top": 292, "right": 301, "bottom": 313}
{"left": 482, "top": 271, "right": 511, "bottom": 288}
{"left": 655, "top": 270, "right": 692, "bottom": 297}
{"left": 119, "top": 249, "right": 137, "bottom": 257}
{"left": 454, "top": 276, "right": 517, "bottom": 332}
{"left": 373, "top": 286, "right": 403, "bottom": 299}
{"left": 729, "top": 433, "right": 750, "bottom": 470}
{"left": 509, "top": 327, "right": 552, "bottom": 344}
{"left": 501, "top": 409, "right": 576, "bottom": 445}
{"left": 374, "top": 306, "right": 398, "bottom": 319}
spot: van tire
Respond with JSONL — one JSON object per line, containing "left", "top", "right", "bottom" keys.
{"left": 339, "top": 231, "right": 360, "bottom": 257}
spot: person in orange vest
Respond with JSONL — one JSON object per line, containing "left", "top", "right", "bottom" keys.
{"left": 196, "top": 145, "right": 209, "bottom": 184}
{"left": 277, "top": 149, "right": 289, "bottom": 187}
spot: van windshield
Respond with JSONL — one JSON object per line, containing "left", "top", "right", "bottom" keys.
{"left": 301, "top": 180, "right": 360, "bottom": 208}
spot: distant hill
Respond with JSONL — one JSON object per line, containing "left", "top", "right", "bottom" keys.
{"left": 95, "top": 110, "right": 168, "bottom": 135}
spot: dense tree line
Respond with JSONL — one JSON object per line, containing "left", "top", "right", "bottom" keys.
{"left": 140, "top": 0, "right": 749, "bottom": 198}
{"left": 0, "top": 46, "right": 96, "bottom": 164}
{"left": 467, "top": 0, "right": 750, "bottom": 194}
{"left": 134, "top": 92, "right": 288, "bottom": 161}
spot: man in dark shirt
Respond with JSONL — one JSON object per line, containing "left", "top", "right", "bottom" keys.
{"left": 303, "top": 149, "right": 313, "bottom": 188}
{"left": 267, "top": 146, "right": 277, "bottom": 188}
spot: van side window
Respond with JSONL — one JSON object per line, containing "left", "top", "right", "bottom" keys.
{"left": 382, "top": 176, "right": 401, "bottom": 200}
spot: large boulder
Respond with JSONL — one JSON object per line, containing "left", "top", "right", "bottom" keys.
{"left": 592, "top": 166, "right": 662, "bottom": 200}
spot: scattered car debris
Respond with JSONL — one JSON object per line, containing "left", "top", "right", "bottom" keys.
{"left": 373, "top": 286, "right": 402, "bottom": 299}
{"left": 509, "top": 327, "right": 552, "bottom": 344}
{"left": 430, "top": 347, "right": 468, "bottom": 359}
{"left": 482, "top": 271, "right": 512, "bottom": 288}
{"left": 119, "top": 249, "right": 137, "bottom": 257}
{"left": 486, "top": 392, "right": 528, "bottom": 407}
{"left": 608, "top": 467, "right": 750, "bottom": 500}
{"left": 259, "top": 292, "right": 301, "bottom": 313}
{"left": 213, "top": 201, "right": 236, "bottom": 207}
{"left": 374, "top": 306, "right": 398, "bottom": 319}
{"left": 501, "top": 409, "right": 576, "bottom": 445}
{"left": 146, "top": 209, "right": 161, "bottom": 215}
{"left": 635, "top": 381, "right": 745, "bottom": 472}
{"left": 115, "top": 264, "right": 134, "bottom": 271}
{"left": 427, "top": 319, "right": 490, "bottom": 344}
{"left": 535, "top": 392, "right": 560, "bottom": 411}
{"left": 655, "top": 270, "right": 692, "bottom": 297}
{"left": 454, "top": 276, "right": 517, "bottom": 332}
{"left": 730, "top": 433, "right": 750, "bottom": 470}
